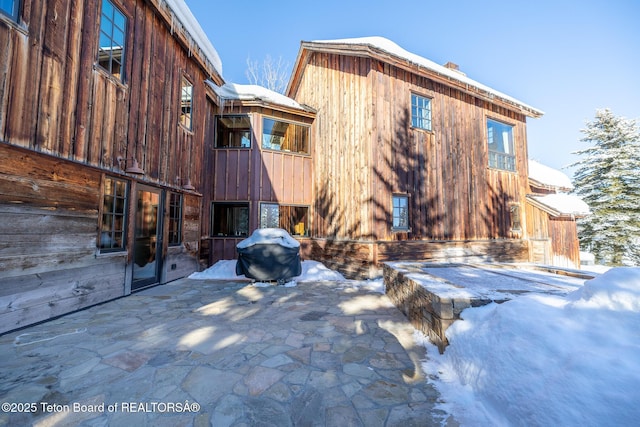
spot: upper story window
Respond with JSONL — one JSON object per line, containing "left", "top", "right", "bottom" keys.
{"left": 216, "top": 115, "right": 251, "bottom": 148}
{"left": 411, "top": 94, "right": 432, "bottom": 131}
{"left": 392, "top": 194, "right": 410, "bottom": 231}
{"left": 168, "top": 193, "right": 183, "bottom": 246}
{"left": 0, "top": 0, "right": 20, "bottom": 21}
{"left": 487, "top": 119, "right": 515, "bottom": 172}
{"left": 180, "top": 77, "right": 193, "bottom": 130}
{"left": 100, "top": 177, "right": 128, "bottom": 251}
{"left": 262, "top": 118, "right": 309, "bottom": 154}
{"left": 98, "top": 0, "right": 127, "bottom": 81}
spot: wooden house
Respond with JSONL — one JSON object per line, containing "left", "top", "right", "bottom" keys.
{"left": 526, "top": 160, "right": 589, "bottom": 269}
{"left": 0, "top": 0, "right": 223, "bottom": 333}
{"left": 286, "top": 37, "right": 545, "bottom": 277}
{"left": 201, "top": 83, "right": 316, "bottom": 264}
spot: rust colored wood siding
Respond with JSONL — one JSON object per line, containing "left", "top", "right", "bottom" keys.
{"left": 0, "top": 0, "right": 219, "bottom": 191}
{"left": 292, "top": 52, "right": 530, "bottom": 242}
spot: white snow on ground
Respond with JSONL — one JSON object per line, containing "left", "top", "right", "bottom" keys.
{"left": 188, "top": 259, "right": 344, "bottom": 283}
{"left": 190, "top": 258, "right": 639, "bottom": 425}
{"left": 420, "top": 267, "right": 640, "bottom": 426}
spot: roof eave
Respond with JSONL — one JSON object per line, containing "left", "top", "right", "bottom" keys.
{"left": 298, "top": 41, "right": 544, "bottom": 119}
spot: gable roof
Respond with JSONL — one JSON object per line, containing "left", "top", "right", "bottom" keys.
{"left": 287, "top": 36, "right": 543, "bottom": 119}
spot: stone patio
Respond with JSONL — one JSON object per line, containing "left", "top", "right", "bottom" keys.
{"left": 0, "top": 278, "right": 457, "bottom": 426}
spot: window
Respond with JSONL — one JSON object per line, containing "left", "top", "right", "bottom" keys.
{"left": 487, "top": 119, "right": 515, "bottom": 171}
{"left": 216, "top": 115, "right": 251, "bottom": 148}
{"left": 411, "top": 94, "right": 432, "bottom": 131}
{"left": 98, "top": 0, "right": 126, "bottom": 80}
{"left": 212, "top": 203, "right": 249, "bottom": 237}
{"left": 262, "top": 118, "right": 309, "bottom": 154}
{"left": 0, "top": 0, "right": 19, "bottom": 21}
{"left": 510, "top": 203, "right": 522, "bottom": 232}
{"left": 180, "top": 77, "right": 193, "bottom": 130}
{"left": 100, "top": 177, "right": 128, "bottom": 251}
{"left": 168, "top": 193, "right": 183, "bottom": 246}
{"left": 260, "top": 203, "right": 309, "bottom": 236}
{"left": 392, "top": 195, "right": 409, "bottom": 231}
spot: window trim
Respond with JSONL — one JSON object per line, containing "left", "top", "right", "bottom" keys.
{"left": 168, "top": 192, "right": 183, "bottom": 246}
{"left": 391, "top": 194, "right": 410, "bottom": 232}
{"left": 259, "top": 202, "right": 310, "bottom": 237}
{"left": 0, "top": 0, "right": 20, "bottom": 21}
{"left": 486, "top": 117, "right": 516, "bottom": 172}
{"left": 99, "top": 176, "right": 129, "bottom": 252}
{"left": 211, "top": 202, "right": 250, "bottom": 238}
{"left": 410, "top": 93, "right": 432, "bottom": 132}
{"left": 215, "top": 114, "right": 252, "bottom": 148}
{"left": 180, "top": 76, "right": 194, "bottom": 131}
{"left": 261, "top": 116, "right": 310, "bottom": 155}
{"left": 97, "top": 0, "right": 127, "bottom": 82}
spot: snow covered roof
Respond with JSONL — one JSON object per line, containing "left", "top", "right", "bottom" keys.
{"left": 528, "top": 160, "right": 573, "bottom": 191}
{"left": 207, "top": 82, "right": 314, "bottom": 114}
{"left": 236, "top": 228, "right": 301, "bottom": 249}
{"left": 527, "top": 193, "right": 590, "bottom": 218}
{"left": 297, "top": 36, "right": 543, "bottom": 118}
{"left": 162, "top": 0, "right": 223, "bottom": 79}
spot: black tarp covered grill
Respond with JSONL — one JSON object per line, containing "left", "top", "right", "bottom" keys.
{"left": 235, "top": 228, "right": 302, "bottom": 281}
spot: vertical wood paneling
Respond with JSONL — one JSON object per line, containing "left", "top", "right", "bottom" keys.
{"left": 293, "top": 50, "right": 531, "bottom": 243}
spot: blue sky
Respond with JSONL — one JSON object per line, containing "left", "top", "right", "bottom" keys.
{"left": 184, "top": 0, "right": 639, "bottom": 176}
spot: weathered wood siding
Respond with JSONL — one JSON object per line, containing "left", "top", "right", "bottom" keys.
{"left": 292, "top": 52, "right": 530, "bottom": 243}
{"left": 0, "top": 144, "right": 126, "bottom": 332}
{"left": 1, "top": 0, "right": 218, "bottom": 188}
{"left": 0, "top": 0, "right": 221, "bottom": 332}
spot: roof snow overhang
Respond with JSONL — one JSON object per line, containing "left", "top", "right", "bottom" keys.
{"left": 287, "top": 37, "right": 544, "bottom": 119}
{"left": 526, "top": 194, "right": 590, "bottom": 219}
{"left": 206, "top": 81, "right": 317, "bottom": 118}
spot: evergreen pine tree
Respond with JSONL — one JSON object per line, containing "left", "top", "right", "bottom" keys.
{"left": 571, "top": 109, "right": 640, "bottom": 266}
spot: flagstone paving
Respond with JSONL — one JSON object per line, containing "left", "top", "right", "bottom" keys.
{"left": 0, "top": 278, "right": 457, "bottom": 426}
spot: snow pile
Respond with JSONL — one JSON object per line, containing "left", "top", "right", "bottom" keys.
{"left": 189, "top": 260, "right": 240, "bottom": 280}
{"left": 421, "top": 267, "right": 640, "bottom": 426}
{"left": 236, "top": 228, "right": 300, "bottom": 249}
{"left": 528, "top": 159, "right": 574, "bottom": 190}
{"left": 189, "top": 260, "right": 344, "bottom": 282}
{"left": 207, "top": 82, "right": 308, "bottom": 111}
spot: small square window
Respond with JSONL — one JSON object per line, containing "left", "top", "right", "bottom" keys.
{"left": 411, "top": 94, "right": 432, "bottom": 131}
{"left": 212, "top": 203, "right": 249, "bottom": 237}
{"left": 392, "top": 195, "right": 409, "bottom": 231}
{"left": 216, "top": 115, "right": 251, "bottom": 148}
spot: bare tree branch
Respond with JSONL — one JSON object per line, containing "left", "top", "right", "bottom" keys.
{"left": 245, "top": 54, "right": 290, "bottom": 94}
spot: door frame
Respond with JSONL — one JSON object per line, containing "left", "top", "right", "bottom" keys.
{"left": 131, "top": 184, "right": 165, "bottom": 291}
